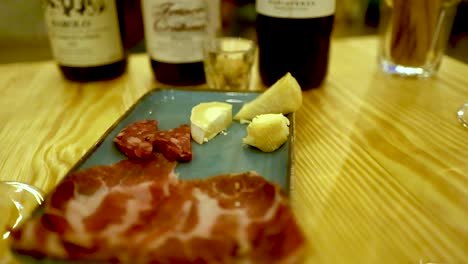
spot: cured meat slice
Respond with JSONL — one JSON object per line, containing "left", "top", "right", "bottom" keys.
{"left": 10, "top": 154, "right": 178, "bottom": 261}
{"left": 153, "top": 124, "right": 192, "bottom": 162}
{"left": 138, "top": 172, "right": 306, "bottom": 264}
{"left": 113, "top": 120, "right": 193, "bottom": 162}
{"left": 113, "top": 120, "right": 158, "bottom": 159}
{"left": 10, "top": 158, "right": 305, "bottom": 264}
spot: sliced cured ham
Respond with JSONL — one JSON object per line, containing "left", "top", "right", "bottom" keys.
{"left": 10, "top": 155, "right": 305, "bottom": 264}
{"left": 113, "top": 120, "right": 159, "bottom": 159}
{"left": 153, "top": 124, "right": 192, "bottom": 162}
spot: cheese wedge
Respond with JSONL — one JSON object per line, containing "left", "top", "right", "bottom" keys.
{"left": 243, "top": 114, "right": 290, "bottom": 152}
{"left": 234, "top": 72, "right": 302, "bottom": 121}
{"left": 190, "top": 102, "right": 232, "bottom": 144}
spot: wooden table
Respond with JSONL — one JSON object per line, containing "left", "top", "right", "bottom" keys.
{"left": 0, "top": 36, "right": 467, "bottom": 264}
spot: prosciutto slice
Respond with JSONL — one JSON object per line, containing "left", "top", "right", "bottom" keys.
{"left": 10, "top": 155, "right": 305, "bottom": 264}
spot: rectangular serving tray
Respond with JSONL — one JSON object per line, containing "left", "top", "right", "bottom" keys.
{"left": 74, "top": 88, "right": 295, "bottom": 190}
{"left": 13, "top": 88, "right": 296, "bottom": 264}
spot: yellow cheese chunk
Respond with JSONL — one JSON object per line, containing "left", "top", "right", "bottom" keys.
{"left": 243, "top": 114, "right": 290, "bottom": 152}
{"left": 190, "top": 102, "right": 232, "bottom": 144}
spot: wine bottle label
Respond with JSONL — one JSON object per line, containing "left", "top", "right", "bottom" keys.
{"left": 142, "top": 0, "right": 208, "bottom": 63}
{"left": 256, "top": 0, "right": 335, "bottom": 18}
{"left": 44, "top": 0, "right": 124, "bottom": 67}
{"left": 206, "top": 0, "right": 221, "bottom": 37}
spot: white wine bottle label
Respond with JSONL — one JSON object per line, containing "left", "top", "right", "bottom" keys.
{"left": 206, "top": 0, "right": 221, "bottom": 37}
{"left": 257, "top": 0, "right": 335, "bottom": 18}
{"left": 142, "top": 0, "right": 208, "bottom": 63}
{"left": 44, "top": 0, "right": 124, "bottom": 67}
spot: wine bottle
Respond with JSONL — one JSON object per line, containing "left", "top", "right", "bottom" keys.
{"left": 43, "top": 0, "right": 127, "bottom": 82}
{"left": 141, "top": 0, "right": 217, "bottom": 86}
{"left": 256, "top": 0, "right": 335, "bottom": 90}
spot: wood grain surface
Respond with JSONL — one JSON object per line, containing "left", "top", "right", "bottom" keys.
{"left": 0, "top": 37, "right": 467, "bottom": 264}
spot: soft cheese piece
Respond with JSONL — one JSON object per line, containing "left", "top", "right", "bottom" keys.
{"left": 190, "top": 102, "right": 232, "bottom": 144}
{"left": 243, "top": 114, "right": 290, "bottom": 152}
{"left": 234, "top": 73, "right": 302, "bottom": 121}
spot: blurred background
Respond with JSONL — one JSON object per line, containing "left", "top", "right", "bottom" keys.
{"left": 0, "top": 0, "right": 467, "bottom": 64}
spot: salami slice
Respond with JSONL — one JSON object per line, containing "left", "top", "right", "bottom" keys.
{"left": 113, "top": 120, "right": 158, "bottom": 159}
{"left": 10, "top": 158, "right": 305, "bottom": 264}
{"left": 153, "top": 124, "right": 192, "bottom": 162}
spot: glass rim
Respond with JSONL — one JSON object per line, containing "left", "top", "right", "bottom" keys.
{"left": 0, "top": 181, "right": 44, "bottom": 203}
{"left": 204, "top": 37, "right": 256, "bottom": 54}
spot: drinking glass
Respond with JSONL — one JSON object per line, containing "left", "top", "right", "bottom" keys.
{"left": 457, "top": 103, "right": 468, "bottom": 128}
{"left": 378, "top": 0, "right": 461, "bottom": 77}
{"left": 0, "top": 181, "right": 44, "bottom": 240}
{"left": 203, "top": 37, "right": 256, "bottom": 90}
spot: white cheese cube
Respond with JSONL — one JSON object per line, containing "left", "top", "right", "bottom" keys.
{"left": 190, "top": 102, "right": 232, "bottom": 144}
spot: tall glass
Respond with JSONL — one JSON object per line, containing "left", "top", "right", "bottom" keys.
{"left": 0, "top": 181, "right": 43, "bottom": 262}
{"left": 378, "top": 0, "right": 460, "bottom": 77}
{"left": 457, "top": 103, "right": 468, "bottom": 128}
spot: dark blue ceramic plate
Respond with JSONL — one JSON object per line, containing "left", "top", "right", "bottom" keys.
{"left": 13, "top": 88, "right": 295, "bottom": 264}
{"left": 77, "top": 88, "right": 294, "bottom": 190}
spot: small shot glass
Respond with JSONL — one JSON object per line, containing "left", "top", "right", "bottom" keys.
{"left": 203, "top": 37, "right": 256, "bottom": 90}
